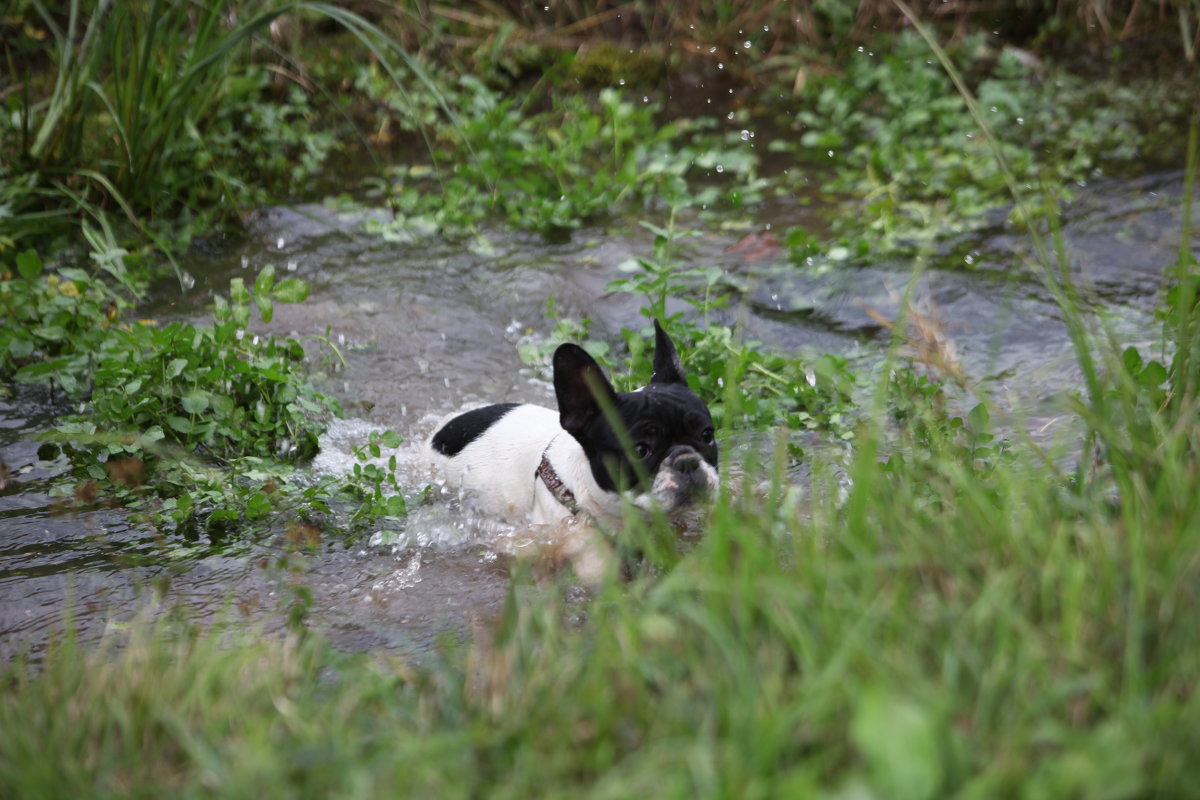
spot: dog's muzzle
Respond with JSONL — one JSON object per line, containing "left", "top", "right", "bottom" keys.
{"left": 651, "top": 446, "right": 718, "bottom": 512}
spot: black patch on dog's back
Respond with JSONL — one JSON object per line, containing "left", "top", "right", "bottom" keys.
{"left": 431, "top": 403, "right": 520, "bottom": 457}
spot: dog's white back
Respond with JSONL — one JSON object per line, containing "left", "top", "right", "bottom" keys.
{"left": 427, "top": 404, "right": 625, "bottom": 526}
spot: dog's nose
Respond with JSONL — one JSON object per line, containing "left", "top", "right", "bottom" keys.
{"left": 670, "top": 448, "right": 701, "bottom": 473}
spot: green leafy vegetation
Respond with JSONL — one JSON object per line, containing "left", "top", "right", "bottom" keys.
{"left": 44, "top": 265, "right": 333, "bottom": 465}
{"left": 345, "top": 428, "right": 410, "bottom": 522}
{"left": 1, "top": 248, "right": 405, "bottom": 544}
{"left": 3, "top": 202, "right": 1198, "bottom": 792}
{"left": 1, "top": 4, "right": 1198, "bottom": 796}
{"left": 1, "top": 246, "right": 138, "bottom": 391}
{"left": 4, "top": 0, "right": 1193, "bottom": 258}
{"left": 776, "top": 30, "right": 1191, "bottom": 258}
{"left": 363, "top": 82, "right": 763, "bottom": 239}
{"left": 1, "top": 1, "right": 435, "bottom": 542}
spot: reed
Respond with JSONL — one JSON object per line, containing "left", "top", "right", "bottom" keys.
{"left": 4, "top": 135, "right": 1199, "bottom": 797}
{"left": 1, "top": 5, "right": 1197, "bottom": 797}
{"left": 2, "top": 1, "right": 446, "bottom": 264}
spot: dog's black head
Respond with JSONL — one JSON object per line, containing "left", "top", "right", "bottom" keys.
{"left": 554, "top": 320, "right": 718, "bottom": 496}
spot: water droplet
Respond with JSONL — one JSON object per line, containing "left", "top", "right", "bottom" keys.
{"left": 286, "top": 260, "right": 298, "bottom": 271}
{"left": 276, "top": 237, "right": 285, "bottom": 249}
{"left": 716, "top": 165, "right": 725, "bottom": 173}
{"left": 643, "top": 95, "right": 649, "bottom": 103}
{"left": 726, "top": 111, "right": 735, "bottom": 120}
{"left": 709, "top": 46, "right": 717, "bottom": 53}
{"left": 857, "top": 45, "right": 864, "bottom": 53}
{"left": 990, "top": 106, "right": 998, "bottom": 113}
{"left": 827, "top": 150, "right": 835, "bottom": 157}
{"left": 739, "top": 129, "right": 751, "bottom": 141}
{"left": 718, "top": 63, "right": 724, "bottom": 69}
{"left": 1016, "top": 117, "right": 1025, "bottom": 125}
{"left": 743, "top": 41, "right": 752, "bottom": 50}
{"left": 964, "top": 254, "right": 974, "bottom": 265}
{"left": 763, "top": 25, "right": 769, "bottom": 31}
{"left": 618, "top": 78, "right": 626, "bottom": 85}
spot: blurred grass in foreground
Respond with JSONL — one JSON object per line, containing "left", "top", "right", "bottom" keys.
{"left": 3, "top": 175, "right": 1198, "bottom": 794}
{"left": 1, "top": 6, "right": 1198, "bottom": 798}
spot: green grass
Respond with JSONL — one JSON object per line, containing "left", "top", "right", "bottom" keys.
{"left": 2, "top": 9, "right": 1198, "bottom": 796}
{"left": 0, "top": 0, "right": 446, "bottom": 257}
{"left": 3, "top": 308, "right": 1198, "bottom": 796}
{"left": 4, "top": 150, "right": 1199, "bottom": 790}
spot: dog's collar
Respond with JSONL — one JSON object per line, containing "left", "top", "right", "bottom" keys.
{"left": 535, "top": 443, "right": 580, "bottom": 516}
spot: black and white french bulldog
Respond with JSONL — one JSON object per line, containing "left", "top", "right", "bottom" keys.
{"left": 427, "top": 320, "right": 719, "bottom": 534}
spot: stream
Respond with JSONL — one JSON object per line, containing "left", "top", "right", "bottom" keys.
{"left": 1, "top": 169, "right": 1194, "bottom": 661}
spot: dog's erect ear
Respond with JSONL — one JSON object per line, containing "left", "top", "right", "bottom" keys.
{"left": 554, "top": 343, "right": 619, "bottom": 436}
{"left": 650, "top": 319, "right": 687, "bottom": 385}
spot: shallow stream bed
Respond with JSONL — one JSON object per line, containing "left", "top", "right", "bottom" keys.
{"left": 1, "top": 170, "right": 1193, "bottom": 660}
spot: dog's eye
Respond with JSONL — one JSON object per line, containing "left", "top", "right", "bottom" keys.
{"left": 701, "top": 428, "right": 715, "bottom": 445}
{"left": 634, "top": 442, "right": 651, "bottom": 458}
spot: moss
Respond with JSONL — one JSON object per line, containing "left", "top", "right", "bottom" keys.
{"left": 570, "top": 41, "right": 666, "bottom": 87}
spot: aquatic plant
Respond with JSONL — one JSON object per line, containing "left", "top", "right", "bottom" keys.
{"left": 778, "top": 29, "right": 1191, "bottom": 258}
{"left": 0, "top": 0, "right": 444, "bottom": 259}
{"left": 0, "top": 239, "right": 139, "bottom": 393}
{"left": 365, "top": 83, "right": 760, "bottom": 239}
{"left": 1, "top": 11, "right": 1199, "bottom": 798}
{"left": 2, "top": 252, "right": 405, "bottom": 542}
{"left": 3, "top": 173, "right": 1198, "bottom": 793}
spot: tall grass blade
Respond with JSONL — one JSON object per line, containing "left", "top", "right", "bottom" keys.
{"left": 894, "top": 0, "right": 1106, "bottom": 412}
{"left": 1169, "top": 121, "right": 1199, "bottom": 410}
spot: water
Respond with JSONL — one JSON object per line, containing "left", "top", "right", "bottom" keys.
{"left": 1, "top": 171, "right": 1193, "bottom": 660}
